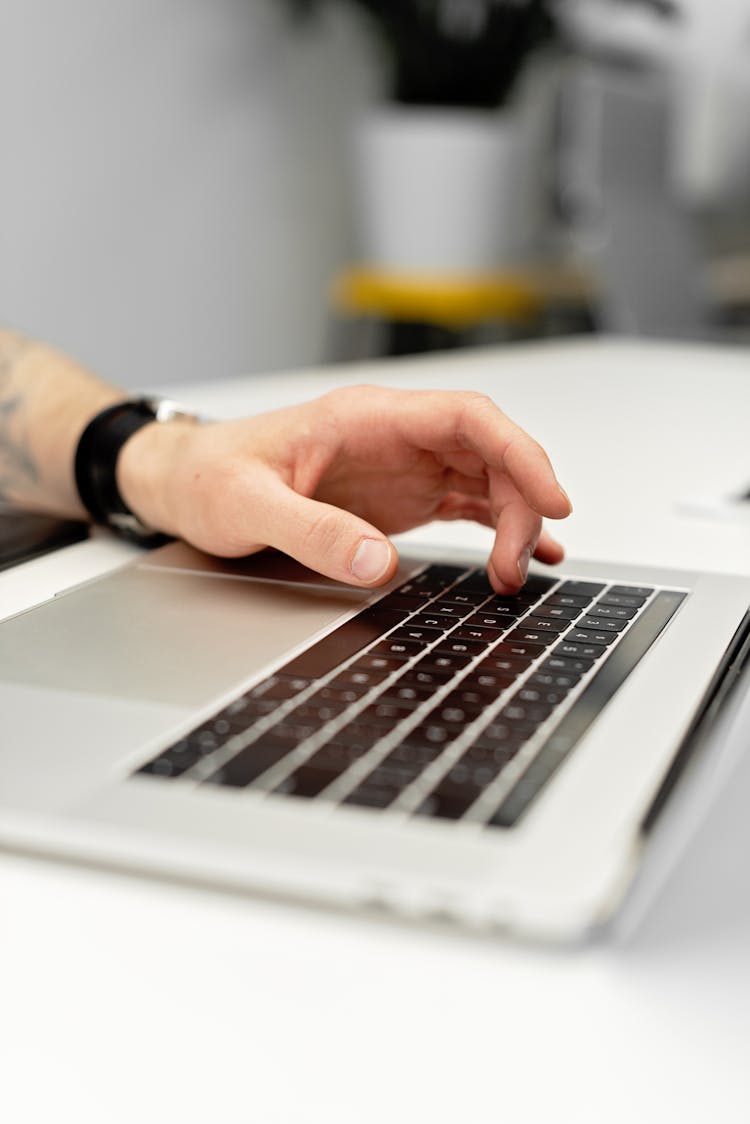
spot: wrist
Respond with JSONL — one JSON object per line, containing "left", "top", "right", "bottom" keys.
{"left": 116, "top": 417, "right": 197, "bottom": 538}
{"left": 74, "top": 397, "right": 205, "bottom": 542}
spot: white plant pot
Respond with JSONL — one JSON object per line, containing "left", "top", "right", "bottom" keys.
{"left": 353, "top": 107, "right": 523, "bottom": 274}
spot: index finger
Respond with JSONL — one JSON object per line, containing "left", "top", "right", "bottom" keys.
{"left": 395, "top": 390, "right": 572, "bottom": 519}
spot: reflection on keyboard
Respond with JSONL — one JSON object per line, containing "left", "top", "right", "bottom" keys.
{"left": 136, "top": 565, "right": 685, "bottom": 827}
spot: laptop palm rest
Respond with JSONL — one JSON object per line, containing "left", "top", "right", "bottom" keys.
{"left": 0, "top": 559, "right": 368, "bottom": 708}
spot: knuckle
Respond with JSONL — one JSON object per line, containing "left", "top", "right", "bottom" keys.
{"left": 459, "top": 391, "right": 496, "bottom": 427}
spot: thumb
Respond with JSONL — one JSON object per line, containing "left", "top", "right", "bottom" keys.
{"left": 264, "top": 482, "right": 398, "bottom": 588}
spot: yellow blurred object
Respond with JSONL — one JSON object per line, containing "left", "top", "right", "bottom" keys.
{"left": 332, "top": 267, "right": 542, "bottom": 329}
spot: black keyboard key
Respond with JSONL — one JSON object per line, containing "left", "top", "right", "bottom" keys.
{"left": 517, "top": 683, "right": 570, "bottom": 707}
{"left": 462, "top": 669, "right": 517, "bottom": 693}
{"left": 465, "top": 607, "right": 520, "bottom": 628}
{"left": 577, "top": 616, "right": 627, "bottom": 633}
{"left": 399, "top": 665, "right": 454, "bottom": 688}
{"left": 409, "top": 613, "right": 456, "bottom": 630}
{"left": 476, "top": 653, "right": 529, "bottom": 676}
{"left": 462, "top": 739, "right": 518, "bottom": 769}
{"left": 598, "top": 592, "right": 646, "bottom": 609}
{"left": 519, "top": 616, "right": 569, "bottom": 634}
{"left": 360, "top": 699, "right": 419, "bottom": 726}
{"left": 408, "top": 719, "right": 463, "bottom": 748}
{"left": 389, "top": 738, "right": 445, "bottom": 767}
{"left": 566, "top": 628, "right": 617, "bottom": 647}
{"left": 330, "top": 721, "right": 387, "bottom": 750}
{"left": 257, "top": 720, "right": 318, "bottom": 747}
{"left": 556, "top": 581, "right": 605, "bottom": 598}
{"left": 250, "top": 675, "right": 311, "bottom": 701}
{"left": 424, "top": 564, "right": 467, "bottom": 584}
{"left": 362, "top": 757, "right": 424, "bottom": 791}
{"left": 227, "top": 696, "right": 279, "bottom": 720}
{"left": 430, "top": 602, "right": 472, "bottom": 617}
{"left": 203, "top": 738, "right": 294, "bottom": 788}
{"left": 531, "top": 604, "right": 582, "bottom": 621}
{"left": 519, "top": 574, "right": 557, "bottom": 597}
{"left": 607, "top": 585, "right": 654, "bottom": 599}
{"left": 355, "top": 652, "right": 406, "bottom": 673}
{"left": 434, "top": 588, "right": 490, "bottom": 607}
{"left": 442, "top": 684, "right": 497, "bottom": 710}
{"left": 280, "top": 605, "right": 409, "bottom": 679}
{"left": 332, "top": 665, "right": 391, "bottom": 690}
{"left": 487, "top": 592, "right": 540, "bottom": 610}
{"left": 503, "top": 628, "right": 557, "bottom": 648}
{"left": 415, "top": 774, "right": 483, "bottom": 820}
{"left": 389, "top": 625, "right": 444, "bottom": 645}
{"left": 370, "top": 637, "right": 424, "bottom": 660}
{"left": 545, "top": 592, "right": 593, "bottom": 609}
{"left": 434, "top": 638, "right": 487, "bottom": 658}
{"left": 391, "top": 579, "right": 440, "bottom": 600}
{"left": 381, "top": 681, "right": 435, "bottom": 705}
{"left": 501, "top": 699, "right": 554, "bottom": 726}
{"left": 554, "top": 640, "right": 608, "bottom": 660}
{"left": 374, "top": 593, "right": 428, "bottom": 614}
{"left": 471, "top": 718, "right": 527, "bottom": 751}
{"left": 454, "top": 571, "right": 494, "bottom": 594}
{"left": 415, "top": 651, "right": 473, "bottom": 674}
{"left": 529, "top": 669, "right": 581, "bottom": 690}
{"left": 430, "top": 696, "right": 485, "bottom": 725}
{"left": 342, "top": 782, "right": 401, "bottom": 810}
{"left": 275, "top": 742, "right": 369, "bottom": 798}
{"left": 287, "top": 699, "right": 348, "bottom": 725}
{"left": 492, "top": 639, "right": 547, "bottom": 660}
{"left": 138, "top": 738, "right": 201, "bottom": 779}
{"left": 585, "top": 604, "right": 636, "bottom": 620}
{"left": 275, "top": 760, "right": 340, "bottom": 799}
{"left": 309, "top": 684, "right": 369, "bottom": 706}
{"left": 541, "top": 654, "right": 594, "bottom": 675}
{"left": 451, "top": 624, "right": 504, "bottom": 643}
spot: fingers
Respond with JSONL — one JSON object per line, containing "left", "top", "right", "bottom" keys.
{"left": 533, "top": 528, "right": 565, "bottom": 565}
{"left": 394, "top": 390, "right": 571, "bottom": 519}
{"left": 486, "top": 494, "right": 544, "bottom": 593}
{"left": 257, "top": 478, "right": 398, "bottom": 588}
{"left": 456, "top": 396, "right": 571, "bottom": 520}
{"left": 436, "top": 491, "right": 565, "bottom": 592}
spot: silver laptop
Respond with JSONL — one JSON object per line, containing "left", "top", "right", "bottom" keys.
{"left": 1, "top": 538, "right": 748, "bottom": 942}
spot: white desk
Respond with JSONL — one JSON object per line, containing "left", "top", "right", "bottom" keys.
{"left": 2, "top": 339, "right": 749, "bottom": 1124}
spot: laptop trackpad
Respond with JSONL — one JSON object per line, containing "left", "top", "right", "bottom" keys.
{"left": 0, "top": 563, "right": 366, "bottom": 707}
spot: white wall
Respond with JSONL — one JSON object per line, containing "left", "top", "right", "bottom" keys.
{"left": 0, "top": 0, "right": 378, "bottom": 386}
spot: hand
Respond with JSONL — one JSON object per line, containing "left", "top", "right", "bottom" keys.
{"left": 118, "top": 386, "right": 572, "bottom": 593}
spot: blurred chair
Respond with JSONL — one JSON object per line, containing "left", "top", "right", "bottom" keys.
{"left": 330, "top": 267, "right": 544, "bottom": 357}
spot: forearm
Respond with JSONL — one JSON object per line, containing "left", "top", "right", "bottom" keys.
{"left": 0, "top": 329, "right": 123, "bottom": 518}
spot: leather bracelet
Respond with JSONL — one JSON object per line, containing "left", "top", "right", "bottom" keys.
{"left": 74, "top": 397, "right": 201, "bottom": 544}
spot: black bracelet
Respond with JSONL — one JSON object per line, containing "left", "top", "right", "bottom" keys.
{"left": 75, "top": 396, "right": 204, "bottom": 544}
{"left": 74, "top": 399, "right": 159, "bottom": 527}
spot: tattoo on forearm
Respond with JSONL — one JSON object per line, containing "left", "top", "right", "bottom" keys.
{"left": 0, "top": 335, "right": 39, "bottom": 506}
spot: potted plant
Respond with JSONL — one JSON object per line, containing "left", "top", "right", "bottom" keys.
{"left": 284, "top": 0, "right": 557, "bottom": 274}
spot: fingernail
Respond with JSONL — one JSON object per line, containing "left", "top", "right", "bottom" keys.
{"left": 558, "top": 485, "right": 573, "bottom": 514}
{"left": 517, "top": 546, "right": 532, "bottom": 585}
{"left": 352, "top": 538, "right": 392, "bottom": 584}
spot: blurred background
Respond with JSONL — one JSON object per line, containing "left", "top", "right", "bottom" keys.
{"left": 1, "top": 0, "right": 749, "bottom": 387}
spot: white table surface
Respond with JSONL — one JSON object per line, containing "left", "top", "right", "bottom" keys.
{"left": 2, "top": 338, "right": 749, "bottom": 1124}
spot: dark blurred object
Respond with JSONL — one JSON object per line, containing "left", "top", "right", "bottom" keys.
{"left": 283, "top": 0, "right": 556, "bottom": 107}
{"left": 0, "top": 512, "right": 88, "bottom": 574}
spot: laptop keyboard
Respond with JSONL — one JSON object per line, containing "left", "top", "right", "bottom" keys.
{"left": 136, "top": 565, "right": 685, "bottom": 827}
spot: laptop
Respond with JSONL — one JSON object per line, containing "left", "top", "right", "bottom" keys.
{"left": 0, "top": 537, "right": 748, "bottom": 942}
